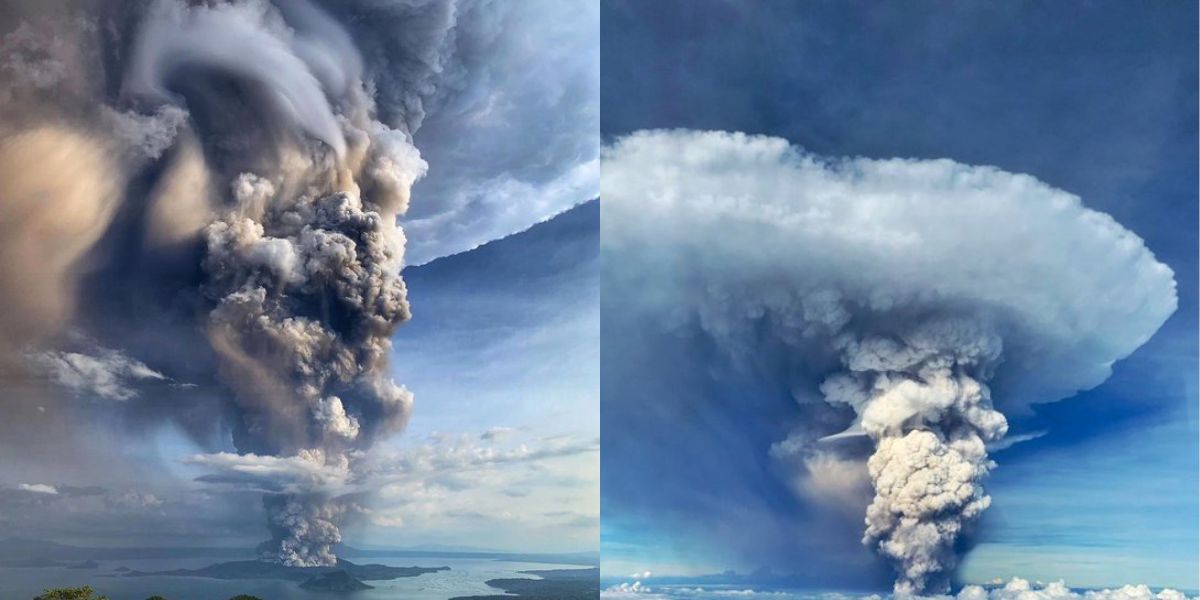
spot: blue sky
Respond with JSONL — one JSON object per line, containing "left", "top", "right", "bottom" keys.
{"left": 601, "top": 0, "right": 1197, "bottom": 589}
{"left": 351, "top": 201, "right": 599, "bottom": 553}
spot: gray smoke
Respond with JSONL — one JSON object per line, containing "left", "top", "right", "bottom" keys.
{"left": 602, "top": 130, "right": 1177, "bottom": 593}
{"left": 0, "top": 0, "right": 583, "bottom": 567}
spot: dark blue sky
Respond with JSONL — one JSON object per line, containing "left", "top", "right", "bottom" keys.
{"left": 601, "top": 0, "right": 1197, "bottom": 588}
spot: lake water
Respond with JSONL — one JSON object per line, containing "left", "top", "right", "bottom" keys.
{"left": 0, "top": 555, "right": 585, "bottom": 600}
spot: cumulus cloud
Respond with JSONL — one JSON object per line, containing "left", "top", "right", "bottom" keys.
{"left": 959, "top": 578, "right": 1193, "bottom": 600}
{"left": 607, "top": 581, "right": 656, "bottom": 595}
{"left": 347, "top": 430, "right": 598, "bottom": 544}
{"left": 602, "top": 130, "right": 1176, "bottom": 593}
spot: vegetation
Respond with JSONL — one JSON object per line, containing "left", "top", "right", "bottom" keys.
{"left": 34, "top": 588, "right": 266, "bottom": 600}
{"left": 33, "top": 587, "right": 107, "bottom": 600}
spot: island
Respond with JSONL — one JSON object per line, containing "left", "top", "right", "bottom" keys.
{"left": 299, "top": 570, "right": 374, "bottom": 591}
{"left": 451, "top": 567, "right": 600, "bottom": 600}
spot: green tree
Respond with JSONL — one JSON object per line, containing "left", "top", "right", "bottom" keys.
{"left": 227, "top": 596, "right": 264, "bottom": 600}
{"left": 33, "top": 587, "right": 108, "bottom": 600}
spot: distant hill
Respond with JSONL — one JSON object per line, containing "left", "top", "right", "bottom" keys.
{"left": 406, "top": 199, "right": 598, "bottom": 288}
{"left": 0, "top": 537, "right": 598, "bottom": 568}
{"left": 1, "top": 557, "right": 63, "bottom": 568}
{"left": 348, "top": 542, "right": 505, "bottom": 553}
{"left": 0, "top": 538, "right": 253, "bottom": 562}
{"left": 124, "top": 559, "right": 448, "bottom": 582}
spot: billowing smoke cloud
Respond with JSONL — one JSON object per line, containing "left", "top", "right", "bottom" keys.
{"left": 602, "top": 130, "right": 1177, "bottom": 593}
{"left": 0, "top": 0, "right": 593, "bottom": 567}
{"left": 124, "top": 0, "right": 356, "bottom": 158}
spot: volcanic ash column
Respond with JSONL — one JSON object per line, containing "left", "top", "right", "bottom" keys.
{"left": 821, "top": 318, "right": 1008, "bottom": 593}
{"left": 124, "top": 0, "right": 427, "bottom": 566}
{"left": 601, "top": 130, "right": 1177, "bottom": 594}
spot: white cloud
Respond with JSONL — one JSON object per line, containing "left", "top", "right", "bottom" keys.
{"left": 368, "top": 432, "right": 599, "bottom": 479}
{"left": 606, "top": 581, "right": 656, "bottom": 595}
{"left": 959, "top": 578, "right": 1193, "bottom": 600}
{"left": 184, "top": 449, "right": 352, "bottom": 495}
{"left": 27, "top": 345, "right": 168, "bottom": 401}
{"left": 351, "top": 430, "right": 598, "bottom": 550}
{"left": 17, "top": 483, "right": 58, "bottom": 495}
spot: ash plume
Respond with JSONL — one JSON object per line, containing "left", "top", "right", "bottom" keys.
{"left": 601, "top": 130, "right": 1177, "bottom": 593}
{"left": 0, "top": 0, "right": 586, "bottom": 567}
{"left": 119, "top": 0, "right": 423, "bottom": 566}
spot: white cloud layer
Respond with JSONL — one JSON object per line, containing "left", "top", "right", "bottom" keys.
{"left": 600, "top": 578, "right": 1194, "bottom": 600}
{"left": 960, "top": 578, "right": 1192, "bottom": 600}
